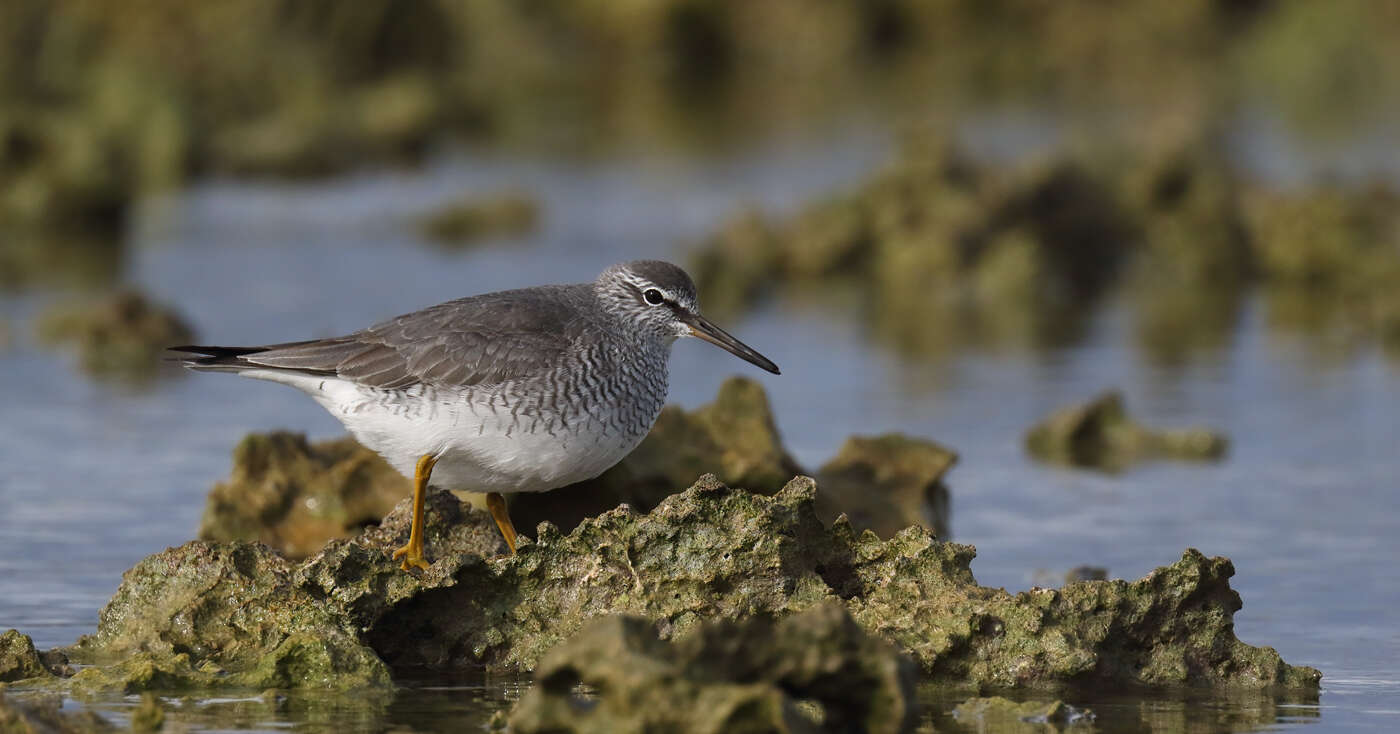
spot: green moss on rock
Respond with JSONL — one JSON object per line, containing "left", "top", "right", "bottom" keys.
{"left": 0, "top": 630, "right": 52, "bottom": 683}
{"left": 64, "top": 541, "right": 391, "bottom": 691}
{"left": 340, "top": 477, "right": 1312, "bottom": 689}
{"left": 1024, "top": 391, "right": 1227, "bottom": 471}
{"left": 508, "top": 603, "right": 917, "bottom": 734}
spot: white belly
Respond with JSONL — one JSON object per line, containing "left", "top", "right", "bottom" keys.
{"left": 245, "top": 370, "right": 654, "bottom": 493}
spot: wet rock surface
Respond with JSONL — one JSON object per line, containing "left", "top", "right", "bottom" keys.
{"left": 1024, "top": 391, "right": 1227, "bottom": 471}
{"left": 63, "top": 540, "right": 392, "bottom": 692}
{"left": 58, "top": 475, "right": 1316, "bottom": 692}
{"left": 199, "top": 432, "right": 410, "bottom": 559}
{"left": 507, "top": 603, "right": 917, "bottom": 734}
{"left": 35, "top": 290, "right": 194, "bottom": 381}
{"left": 0, "top": 630, "right": 52, "bottom": 683}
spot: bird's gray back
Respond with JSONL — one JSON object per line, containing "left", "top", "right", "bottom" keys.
{"left": 239, "top": 284, "right": 602, "bottom": 391}
{"left": 239, "top": 282, "right": 672, "bottom": 444}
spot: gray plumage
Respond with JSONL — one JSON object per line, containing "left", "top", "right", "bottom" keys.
{"left": 172, "top": 260, "right": 778, "bottom": 496}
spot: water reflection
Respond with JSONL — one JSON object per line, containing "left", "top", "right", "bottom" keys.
{"left": 47, "top": 671, "right": 531, "bottom": 733}
{"left": 5, "top": 677, "right": 1321, "bottom": 733}
{"left": 922, "top": 684, "right": 1321, "bottom": 734}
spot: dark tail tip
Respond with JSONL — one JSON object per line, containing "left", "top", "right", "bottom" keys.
{"left": 167, "top": 344, "right": 267, "bottom": 367}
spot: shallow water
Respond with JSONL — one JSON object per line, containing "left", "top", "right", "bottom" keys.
{"left": 1, "top": 125, "right": 1397, "bottom": 731}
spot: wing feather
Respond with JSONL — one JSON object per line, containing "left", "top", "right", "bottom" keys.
{"left": 227, "top": 285, "right": 588, "bottom": 390}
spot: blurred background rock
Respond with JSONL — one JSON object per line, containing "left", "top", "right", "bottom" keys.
{"left": 6, "top": 0, "right": 1396, "bottom": 359}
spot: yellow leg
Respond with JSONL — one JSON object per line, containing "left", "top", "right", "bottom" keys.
{"left": 486, "top": 492, "right": 518, "bottom": 554}
{"left": 392, "top": 454, "right": 437, "bottom": 571}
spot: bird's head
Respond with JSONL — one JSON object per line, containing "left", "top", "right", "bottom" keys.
{"left": 595, "top": 260, "right": 780, "bottom": 374}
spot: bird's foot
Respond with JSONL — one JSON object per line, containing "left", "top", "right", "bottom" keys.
{"left": 392, "top": 542, "right": 430, "bottom": 572}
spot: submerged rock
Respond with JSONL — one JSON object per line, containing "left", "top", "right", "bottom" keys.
{"left": 0, "top": 630, "right": 52, "bottom": 683}
{"left": 129, "top": 693, "right": 165, "bottom": 732}
{"left": 1024, "top": 391, "right": 1227, "bottom": 471}
{"left": 199, "top": 432, "right": 410, "bottom": 559}
{"left": 35, "top": 290, "right": 194, "bottom": 381}
{"left": 508, "top": 603, "right": 917, "bottom": 734}
{"left": 61, "top": 476, "right": 1316, "bottom": 691}
{"left": 418, "top": 192, "right": 539, "bottom": 245}
{"left": 0, "top": 692, "right": 116, "bottom": 732}
{"left": 951, "top": 696, "right": 1093, "bottom": 727}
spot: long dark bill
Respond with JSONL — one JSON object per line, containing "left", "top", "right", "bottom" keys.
{"left": 682, "top": 312, "right": 781, "bottom": 375}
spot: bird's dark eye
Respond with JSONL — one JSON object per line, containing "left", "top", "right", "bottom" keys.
{"left": 643, "top": 289, "right": 665, "bottom": 305}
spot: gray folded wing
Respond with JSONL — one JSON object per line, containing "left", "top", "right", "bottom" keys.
{"left": 239, "top": 287, "right": 584, "bottom": 390}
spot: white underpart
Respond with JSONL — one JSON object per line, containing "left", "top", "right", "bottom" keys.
{"left": 236, "top": 368, "right": 653, "bottom": 493}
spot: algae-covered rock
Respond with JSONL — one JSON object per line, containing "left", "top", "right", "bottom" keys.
{"left": 71, "top": 475, "right": 1316, "bottom": 691}
{"left": 1121, "top": 145, "right": 1253, "bottom": 286}
{"left": 35, "top": 290, "right": 194, "bottom": 381}
{"left": 295, "top": 487, "right": 508, "bottom": 629}
{"left": 1241, "top": 183, "right": 1400, "bottom": 358}
{"left": 951, "top": 696, "right": 1093, "bottom": 728}
{"left": 815, "top": 434, "right": 954, "bottom": 541}
{"left": 65, "top": 541, "right": 392, "bottom": 691}
{"left": 0, "top": 692, "right": 116, "bottom": 732}
{"left": 0, "top": 630, "right": 52, "bottom": 683}
{"left": 334, "top": 477, "right": 1312, "bottom": 689}
{"left": 65, "top": 489, "right": 505, "bottom": 692}
{"left": 691, "top": 138, "right": 1134, "bottom": 362}
{"left": 199, "top": 432, "right": 410, "bottom": 559}
{"left": 0, "top": 110, "right": 135, "bottom": 236}
{"left": 508, "top": 603, "right": 917, "bottom": 734}
{"left": 1242, "top": 183, "right": 1400, "bottom": 287}
{"left": 1024, "top": 391, "right": 1227, "bottom": 471}
{"left": 418, "top": 192, "right": 539, "bottom": 246}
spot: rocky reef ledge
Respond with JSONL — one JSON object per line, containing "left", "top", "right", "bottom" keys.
{"left": 11, "top": 475, "right": 1316, "bottom": 694}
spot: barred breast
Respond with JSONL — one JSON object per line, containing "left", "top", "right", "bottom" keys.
{"left": 323, "top": 333, "right": 671, "bottom": 493}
